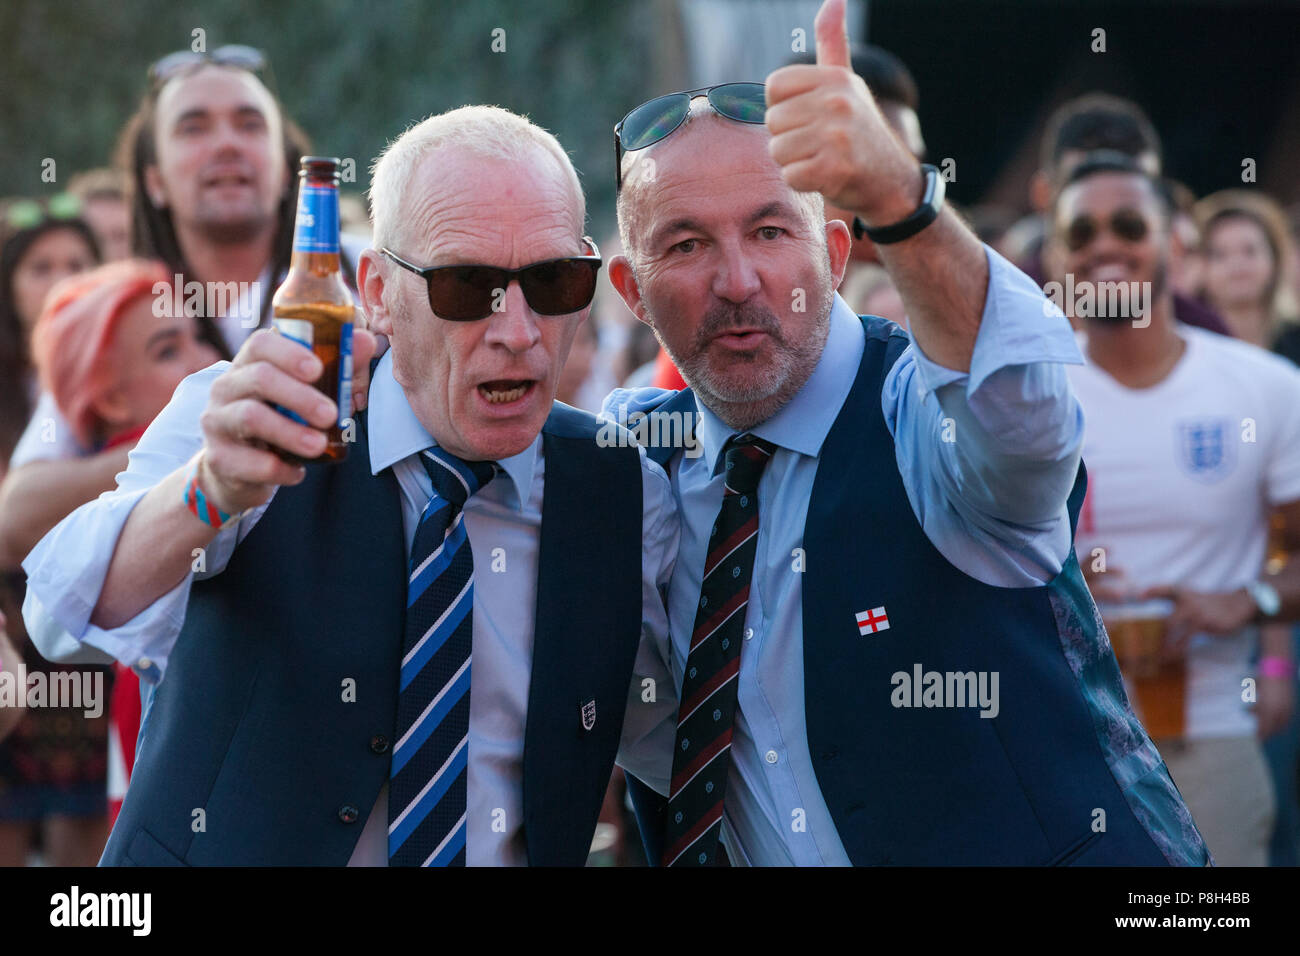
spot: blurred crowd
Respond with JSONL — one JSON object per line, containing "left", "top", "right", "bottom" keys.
{"left": 2, "top": 38, "right": 1298, "bottom": 867}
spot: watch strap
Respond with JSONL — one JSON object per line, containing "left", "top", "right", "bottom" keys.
{"left": 853, "top": 163, "right": 946, "bottom": 245}
{"left": 1246, "top": 579, "right": 1282, "bottom": 620}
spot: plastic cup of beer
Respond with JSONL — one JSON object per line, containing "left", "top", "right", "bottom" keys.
{"left": 1099, "top": 598, "right": 1185, "bottom": 740}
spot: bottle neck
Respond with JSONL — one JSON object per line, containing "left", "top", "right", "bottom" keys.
{"left": 287, "top": 249, "right": 342, "bottom": 276}
{"left": 292, "top": 179, "right": 340, "bottom": 258}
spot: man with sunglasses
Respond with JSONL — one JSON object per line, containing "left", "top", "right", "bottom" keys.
{"left": 1048, "top": 153, "right": 1300, "bottom": 867}
{"left": 607, "top": 0, "right": 1209, "bottom": 866}
{"left": 1022, "top": 92, "right": 1230, "bottom": 338}
{"left": 23, "top": 105, "right": 679, "bottom": 866}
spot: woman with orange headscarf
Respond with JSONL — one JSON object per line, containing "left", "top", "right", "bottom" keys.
{"left": 0, "top": 260, "right": 218, "bottom": 864}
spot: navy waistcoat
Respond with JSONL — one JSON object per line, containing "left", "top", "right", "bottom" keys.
{"left": 102, "top": 403, "right": 642, "bottom": 866}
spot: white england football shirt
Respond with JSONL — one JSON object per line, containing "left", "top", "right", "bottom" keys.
{"left": 1070, "top": 325, "right": 1300, "bottom": 738}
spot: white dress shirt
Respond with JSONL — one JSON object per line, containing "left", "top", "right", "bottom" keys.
{"left": 23, "top": 349, "right": 680, "bottom": 865}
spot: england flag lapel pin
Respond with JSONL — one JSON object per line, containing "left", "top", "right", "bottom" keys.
{"left": 580, "top": 697, "right": 597, "bottom": 732}
{"left": 856, "top": 606, "right": 890, "bottom": 635}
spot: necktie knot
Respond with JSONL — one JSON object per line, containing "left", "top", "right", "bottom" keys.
{"left": 419, "top": 446, "right": 497, "bottom": 511}
{"left": 722, "top": 434, "right": 776, "bottom": 497}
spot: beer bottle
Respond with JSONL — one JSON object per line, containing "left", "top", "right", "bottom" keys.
{"left": 271, "top": 156, "right": 354, "bottom": 463}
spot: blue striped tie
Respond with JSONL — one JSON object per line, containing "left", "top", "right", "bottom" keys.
{"left": 388, "top": 446, "right": 496, "bottom": 866}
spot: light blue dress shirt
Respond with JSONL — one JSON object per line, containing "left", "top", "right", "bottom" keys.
{"left": 604, "top": 245, "right": 1086, "bottom": 866}
{"left": 23, "top": 350, "right": 680, "bottom": 866}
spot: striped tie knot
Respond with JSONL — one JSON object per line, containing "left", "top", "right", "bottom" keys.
{"left": 420, "top": 446, "right": 497, "bottom": 510}
{"left": 722, "top": 434, "right": 775, "bottom": 497}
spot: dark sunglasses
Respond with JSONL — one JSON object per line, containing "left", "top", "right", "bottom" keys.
{"left": 382, "top": 238, "right": 602, "bottom": 322}
{"left": 1063, "top": 208, "right": 1151, "bottom": 252}
{"left": 614, "top": 82, "right": 767, "bottom": 190}
{"left": 148, "top": 44, "right": 267, "bottom": 85}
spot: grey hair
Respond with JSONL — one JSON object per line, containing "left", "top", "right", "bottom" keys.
{"left": 369, "top": 104, "right": 585, "bottom": 251}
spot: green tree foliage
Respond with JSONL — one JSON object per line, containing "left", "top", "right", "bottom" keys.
{"left": 0, "top": 0, "right": 657, "bottom": 228}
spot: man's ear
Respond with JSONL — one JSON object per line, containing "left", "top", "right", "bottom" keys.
{"left": 1029, "top": 169, "right": 1053, "bottom": 214}
{"left": 608, "top": 255, "right": 650, "bottom": 326}
{"left": 825, "top": 218, "right": 852, "bottom": 290}
{"left": 1042, "top": 230, "right": 1066, "bottom": 291}
{"left": 1167, "top": 215, "right": 1187, "bottom": 263}
{"left": 358, "top": 249, "right": 393, "bottom": 337}
{"left": 143, "top": 164, "right": 167, "bottom": 209}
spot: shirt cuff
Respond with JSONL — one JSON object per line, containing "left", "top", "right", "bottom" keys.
{"left": 909, "top": 243, "right": 1084, "bottom": 398}
{"left": 80, "top": 617, "right": 174, "bottom": 685}
{"left": 20, "top": 590, "right": 117, "bottom": 667}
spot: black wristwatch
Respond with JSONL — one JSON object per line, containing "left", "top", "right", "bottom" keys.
{"left": 852, "top": 163, "right": 946, "bottom": 245}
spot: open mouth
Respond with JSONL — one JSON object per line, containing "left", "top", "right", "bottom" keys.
{"left": 712, "top": 329, "right": 769, "bottom": 348}
{"left": 1084, "top": 260, "right": 1138, "bottom": 283}
{"left": 477, "top": 379, "right": 536, "bottom": 404}
{"left": 203, "top": 171, "right": 253, "bottom": 188}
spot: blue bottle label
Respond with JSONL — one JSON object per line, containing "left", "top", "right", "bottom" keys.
{"left": 337, "top": 322, "right": 354, "bottom": 425}
{"left": 293, "top": 184, "right": 339, "bottom": 254}
{"left": 271, "top": 318, "right": 312, "bottom": 426}
{"left": 271, "top": 317, "right": 352, "bottom": 428}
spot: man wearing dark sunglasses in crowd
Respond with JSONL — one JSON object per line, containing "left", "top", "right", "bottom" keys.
{"left": 1022, "top": 92, "right": 1231, "bottom": 338}
{"left": 23, "top": 105, "right": 678, "bottom": 865}
{"left": 1049, "top": 152, "right": 1300, "bottom": 866}
{"left": 606, "top": 0, "right": 1209, "bottom": 866}
{"left": 0, "top": 45, "right": 370, "bottom": 570}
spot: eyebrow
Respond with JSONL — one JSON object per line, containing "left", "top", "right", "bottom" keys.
{"left": 146, "top": 328, "right": 182, "bottom": 349}
{"left": 746, "top": 201, "right": 798, "bottom": 226}
{"left": 172, "top": 104, "right": 267, "bottom": 126}
{"left": 649, "top": 201, "right": 802, "bottom": 249}
{"left": 650, "top": 217, "right": 704, "bottom": 247}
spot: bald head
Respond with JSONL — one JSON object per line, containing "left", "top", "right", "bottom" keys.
{"left": 370, "top": 105, "right": 584, "bottom": 255}
{"left": 616, "top": 100, "right": 825, "bottom": 270}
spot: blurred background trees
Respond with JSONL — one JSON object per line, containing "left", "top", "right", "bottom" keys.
{"left": 3, "top": 0, "right": 1298, "bottom": 230}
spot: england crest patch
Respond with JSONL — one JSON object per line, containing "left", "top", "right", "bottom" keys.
{"left": 1175, "top": 419, "right": 1236, "bottom": 484}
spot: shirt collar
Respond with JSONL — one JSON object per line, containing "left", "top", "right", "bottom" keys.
{"left": 693, "top": 292, "right": 865, "bottom": 475}
{"left": 367, "top": 349, "right": 536, "bottom": 509}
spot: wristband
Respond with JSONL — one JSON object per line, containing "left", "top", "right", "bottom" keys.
{"left": 1258, "top": 656, "right": 1294, "bottom": 680}
{"left": 183, "top": 457, "right": 241, "bottom": 529}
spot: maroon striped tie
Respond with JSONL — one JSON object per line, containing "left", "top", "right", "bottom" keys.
{"left": 662, "top": 433, "right": 776, "bottom": 867}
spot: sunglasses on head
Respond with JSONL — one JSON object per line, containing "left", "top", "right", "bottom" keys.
{"left": 614, "top": 82, "right": 767, "bottom": 190}
{"left": 382, "top": 238, "right": 602, "bottom": 322}
{"left": 148, "top": 44, "right": 267, "bottom": 86}
{"left": 5, "top": 193, "right": 81, "bottom": 231}
{"left": 1063, "top": 208, "right": 1151, "bottom": 252}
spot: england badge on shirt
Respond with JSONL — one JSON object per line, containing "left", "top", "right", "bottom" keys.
{"left": 1176, "top": 418, "right": 1236, "bottom": 485}
{"left": 856, "top": 606, "right": 889, "bottom": 635}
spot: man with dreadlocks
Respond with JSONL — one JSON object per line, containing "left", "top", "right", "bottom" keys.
{"left": 0, "top": 46, "right": 368, "bottom": 565}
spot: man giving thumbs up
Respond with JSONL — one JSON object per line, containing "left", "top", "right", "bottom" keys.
{"left": 606, "top": 0, "right": 1210, "bottom": 867}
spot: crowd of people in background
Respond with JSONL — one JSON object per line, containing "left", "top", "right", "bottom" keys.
{"left": 1, "top": 37, "right": 1298, "bottom": 867}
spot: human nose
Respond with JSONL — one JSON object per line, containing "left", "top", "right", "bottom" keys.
{"left": 711, "top": 240, "right": 762, "bottom": 303}
{"left": 482, "top": 280, "right": 541, "bottom": 353}
{"left": 1082, "top": 217, "right": 1130, "bottom": 257}
{"left": 210, "top": 117, "right": 248, "bottom": 158}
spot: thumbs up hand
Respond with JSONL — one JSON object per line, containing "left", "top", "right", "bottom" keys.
{"left": 765, "top": 0, "right": 922, "bottom": 226}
